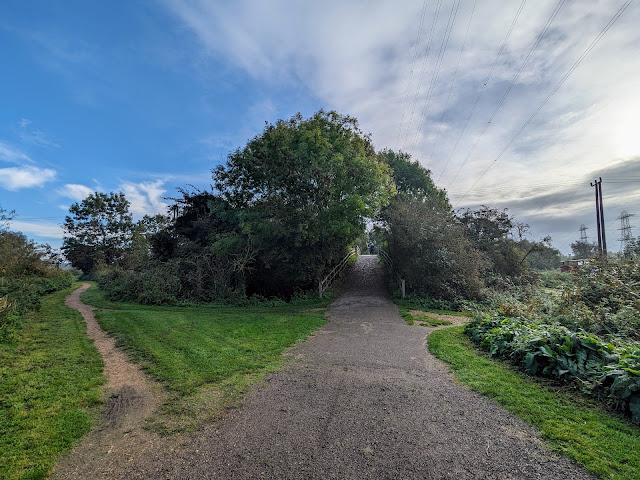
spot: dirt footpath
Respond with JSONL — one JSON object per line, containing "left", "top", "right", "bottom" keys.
{"left": 104, "top": 256, "right": 595, "bottom": 479}
{"left": 50, "top": 284, "right": 170, "bottom": 479}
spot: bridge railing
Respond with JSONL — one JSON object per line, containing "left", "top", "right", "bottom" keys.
{"left": 318, "top": 247, "right": 359, "bottom": 298}
{"left": 378, "top": 249, "right": 405, "bottom": 298}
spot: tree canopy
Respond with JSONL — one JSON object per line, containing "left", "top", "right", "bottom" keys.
{"left": 64, "top": 110, "right": 557, "bottom": 305}
{"left": 62, "top": 192, "right": 133, "bottom": 273}
{"left": 213, "top": 110, "right": 392, "bottom": 296}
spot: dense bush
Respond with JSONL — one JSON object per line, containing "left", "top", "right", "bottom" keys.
{"left": 384, "top": 195, "right": 483, "bottom": 300}
{"left": 398, "top": 291, "right": 477, "bottom": 312}
{"left": 466, "top": 314, "right": 640, "bottom": 424}
{"left": 0, "top": 231, "right": 74, "bottom": 341}
{"left": 98, "top": 255, "right": 244, "bottom": 306}
{"left": 539, "top": 269, "right": 571, "bottom": 289}
{"left": 554, "top": 259, "right": 640, "bottom": 341}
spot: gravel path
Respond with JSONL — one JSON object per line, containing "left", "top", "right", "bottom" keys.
{"left": 117, "top": 255, "right": 596, "bottom": 479}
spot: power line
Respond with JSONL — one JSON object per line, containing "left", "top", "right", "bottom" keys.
{"left": 408, "top": 0, "right": 461, "bottom": 154}
{"left": 393, "top": 0, "right": 429, "bottom": 150}
{"left": 453, "top": 0, "right": 633, "bottom": 209}
{"left": 445, "top": 0, "right": 566, "bottom": 189}
{"left": 435, "top": 0, "right": 527, "bottom": 183}
{"left": 399, "top": 0, "right": 443, "bottom": 151}
{"left": 427, "top": 0, "right": 477, "bottom": 171}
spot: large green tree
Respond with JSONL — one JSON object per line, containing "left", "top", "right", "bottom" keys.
{"left": 214, "top": 110, "right": 392, "bottom": 296}
{"left": 378, "top": 149, "right": 448, "bottom": 207}
{"left": 380, "top": 151, "right": 482, "bottom": 299}
{"left": 571, "top": 239, "right": 597, "bottom": 259}
{"left": 62, "top": 192, "right": 133, "bottom": 273}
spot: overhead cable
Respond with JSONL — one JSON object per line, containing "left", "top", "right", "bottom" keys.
{"left": 446, "top": 0, "right": 566, "bottom": 189}
{"left": 453, "top": 0, "right": 633, "bottom": 208}
{"left": 435, "top": 0, "right": 527, "bottom": 183}
{"left": 393, "top": 0, "right": 429, "bottom": 150}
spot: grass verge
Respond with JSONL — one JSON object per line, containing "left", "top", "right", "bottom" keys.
{"left": 403, "top": 309, "right": 453, "bottom": 327}
{"left": 0, "top": 285, "right": 104, "bottom": 480}
{"left": 81, "top": 285, "right": 330, "bottom": 433}
{"left": 393, "top": 299, "right": 470, "bottom": 326}
{"left": 429, "top": 326, "right": 640, "bottom": 480}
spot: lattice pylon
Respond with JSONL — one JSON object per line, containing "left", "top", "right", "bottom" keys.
{"left": 579, "top": 224, "right": 588, "bottom": 242}
{"left": 617, "top": 210, "right": 635, "bottom": 252}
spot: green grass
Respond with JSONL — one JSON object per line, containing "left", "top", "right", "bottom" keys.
{"left": 0, "top": 285, "right": 104, "bottom": 480}
{"left": 81, "top": 284, "right": 330, "bottom": 432}
{"left": 429, "top": 327, "right": 640, "bottom": 480}
{"left": 401, "top": 309, "right": 453, "bottom": 327}
{"left": 394, "top": 299, "right": 468, "bottom": 326}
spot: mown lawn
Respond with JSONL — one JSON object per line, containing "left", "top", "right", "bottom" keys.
{"left": 81, "top": 285, "right": 330, "bottom": 432}
{"left": 429, "top": 326, "right": 640, "bottom": 480}
{"left": 0, "top": 286, "right": 104, "bottom": 480}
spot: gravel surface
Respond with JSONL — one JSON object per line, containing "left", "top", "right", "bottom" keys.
{"left": 113, "top": 256, "right": 596, "bottom": 479}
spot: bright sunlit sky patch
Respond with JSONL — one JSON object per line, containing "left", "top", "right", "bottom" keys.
{"left": 1, "top": 0, "right": 639, "bottom": 254}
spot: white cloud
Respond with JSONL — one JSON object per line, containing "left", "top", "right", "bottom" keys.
{"left": 10, "top": 220, "right": 64, "bottom": 239}
{"left": 166, "top": 0, "right": 640, "bottom": 201}
{"left": 0, "top": 165, "right": 57, "bottom": 190}
{"left": 119, "top": 180, "right": 168, "bottom": 216}
{"left": 56, "top": 180, "right": 169, "bottom": 216}
{"left": 57, "top": 183, "right": 96, "bottom": 200}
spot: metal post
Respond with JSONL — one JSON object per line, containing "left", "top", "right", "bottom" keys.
{"left": 591, "top": 179, "right": 602, "bottom": 255}
{"left": 598, "top": 177, "right": 607, "bottom": 255}
{"left": 401, "top": 279, "right": 405, "bottom": 299}
{"left": 319, "top": 281, "right": 323, "bottom": 298}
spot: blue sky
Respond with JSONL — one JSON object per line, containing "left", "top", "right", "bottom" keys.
{"left": 1, "top": 0, "right": 639, "bottom": 254}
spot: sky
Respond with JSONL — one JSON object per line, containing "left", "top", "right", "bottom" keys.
{"left": 1, "top": 0, "right": 639, "bottom": 255}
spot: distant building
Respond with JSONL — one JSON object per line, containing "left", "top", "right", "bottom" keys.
{"left": 560, "top": 259, "right": 589, "bottom": 272}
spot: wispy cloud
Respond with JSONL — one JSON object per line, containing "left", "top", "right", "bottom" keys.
{"left": 166, "top": 0, "right": 640, "bottom": 219}
{"left": 18, "top": 118, "right": 60, "bottom": 148}
{"left": 0, "top": 165, "right": 57, "bottom": 191}
{"left": 10, "top": 220, "right": 64, "bottom": 239}
{"left": 0, "top": 140, "right": 57, "bottom": 190}
{"left": 0, "top": 141, "right": 33, "bottom": 165}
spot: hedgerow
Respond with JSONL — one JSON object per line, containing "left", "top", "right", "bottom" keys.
{"left": 1, "top": 230, "right": 74, "bottom": 341}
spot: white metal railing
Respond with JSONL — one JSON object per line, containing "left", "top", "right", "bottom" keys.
{"left": 318, "top": 247, "right": 359, "bottom": 298}
{"left": 378, "top": 249, "right": 405, "bottom": 298}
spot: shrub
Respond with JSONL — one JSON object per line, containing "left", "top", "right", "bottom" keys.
{"left": 466, "top": 314, "right": 640, "bottom": 424}
{"left": 0, "top": 271, "right": 74, "bottom": 341}
{"left": 554, "top": 259, "right": 640, "bottom": 341}
{"left": 0, "top": 230, "right": 75, "bottom": 340}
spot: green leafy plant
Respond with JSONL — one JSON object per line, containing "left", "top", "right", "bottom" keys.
{"left": 465, "top": 314, "right": 640, "bottom": 423}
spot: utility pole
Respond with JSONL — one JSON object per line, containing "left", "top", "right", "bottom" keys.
{"left": 598, "top": 178, "right": 607, "bottom": 255}
{"left": 591, "top": 178, "right": 602, "bottom": 255}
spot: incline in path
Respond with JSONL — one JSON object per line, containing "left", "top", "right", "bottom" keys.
{"left": 117, "top": 255, "right": 595, "bottom": 479}
{"left": 51, "top": 283, "right": 167, "bottom": 479}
